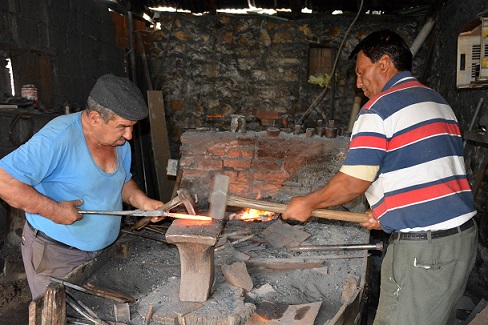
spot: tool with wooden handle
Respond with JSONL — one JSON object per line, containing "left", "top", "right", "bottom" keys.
{"left": 225, "top": 194, "right": 369, "bottom": 223}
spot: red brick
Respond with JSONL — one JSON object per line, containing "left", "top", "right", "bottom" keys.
{"left": 227, "top": 148, "right": 242, "bottom": 157}
{"left": 241, "top": 149, "right": 254, "bottom": 158}
{"left": 194, "top": 159, "right": 222, "bottom": 170}
{"left": 208, "top": 146, "right": 226, "bottom": 156}
{"left": 253, "top": 184, "right": 281, "bottom": 198}
{"left": 222, "top": 170, "right": 239, "bottom": 183}
{"left": 236, "top": 171, "right": 254, "bottom": 183}
{"left": 229, "top": 183, "right": 250, "bottom": 196}
{"left": 254, "top": 170, "right": 289, "bottom": 183}
{"left": 223, "top": 159, "right": 252, "bottom": 170}
{"left": 253, "top": 159, "right": 282, "bottom": 171}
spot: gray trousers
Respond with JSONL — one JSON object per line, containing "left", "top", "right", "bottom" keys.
{"left": 21, "top": 222, "right": 102, "bottom": 299}
{"left": 374, "top": 219, "right": 478, "bottom": 325}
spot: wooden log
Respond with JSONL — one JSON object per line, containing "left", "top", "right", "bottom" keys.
{"left": 28, "top": 295, "right": 43, "bottom": 325}
{"left": 42, "top": 283, "right": 66, "bottom": 325}
{"left": 226, "top": 194, "right": 368, "bottom": 223}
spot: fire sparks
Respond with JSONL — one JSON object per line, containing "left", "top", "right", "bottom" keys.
{"left": 229, "top": 192, "right": 278, "bottom": 222}
{"left": 229, "top": 208, "right": 278, "bottom": 222}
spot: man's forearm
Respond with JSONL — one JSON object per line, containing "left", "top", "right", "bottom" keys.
{"left": 306, "top": 171, "right": 371, "bottom": 210}
{"left": 122, "top": 179, "right": 151, "bottom": 208}
{"left": 0, "top": 168, "right": 59, "bottom": 218}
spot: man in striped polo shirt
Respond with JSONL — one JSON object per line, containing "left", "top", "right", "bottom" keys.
{"left": 283, "top": 29, "right": 477, "bottom": 324}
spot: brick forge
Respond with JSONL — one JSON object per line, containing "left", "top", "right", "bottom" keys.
{"left": 166, "top": 130, "right": 352, "bottom": 303}
{"left": 179, "top": 130, "right": 350, "bottom": 208}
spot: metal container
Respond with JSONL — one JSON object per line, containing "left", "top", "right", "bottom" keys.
{"left": 21, "top": 84, "right": 38, "bottom": 101}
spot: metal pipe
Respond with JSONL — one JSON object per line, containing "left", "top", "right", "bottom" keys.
{"left": 410, "top": 17, "right": 435, "bottom": 57}
{"left": 288, "top": 242, "right": 383, "bottom": 252}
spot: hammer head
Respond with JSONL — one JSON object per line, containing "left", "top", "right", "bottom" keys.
{"left": 208, "top": 174, "right": 230, "bottom": 220}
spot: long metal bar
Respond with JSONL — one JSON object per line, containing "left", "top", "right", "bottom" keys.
{"left": 78, "top": 210, "right": 212, "bottom": 220}
{"left": 287, "top": 242, "right": 383, "bottom": 252}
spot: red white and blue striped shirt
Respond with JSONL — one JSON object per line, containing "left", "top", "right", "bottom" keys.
{"left": 342, "top": 71, "right": 476, "bottom": 233}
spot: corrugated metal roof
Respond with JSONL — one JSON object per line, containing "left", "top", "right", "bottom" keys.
{"left": 108, "top": 0, "right": 445, "bottom": 17}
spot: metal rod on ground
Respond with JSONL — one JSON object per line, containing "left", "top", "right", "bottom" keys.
{"left": 66, "top": 294, "right": 104, "bottom": 325}
{"left": 67, "top": 293, "right": 109, "bottom": 325}
{"left": 288, "top": 242, "right": 383, "bottom": 252}
{"left": 145, "top": 306, "right": 155, "bottom": 325}
{"left": 215, "top": 234, "right": 255, "bottom": 251}
{"left": 121, "top": 229, "right": 167, "bottom": 243}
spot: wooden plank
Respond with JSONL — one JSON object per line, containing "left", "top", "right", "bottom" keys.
{"left": 147, "top": 90, "right": 175, "bottom": 202}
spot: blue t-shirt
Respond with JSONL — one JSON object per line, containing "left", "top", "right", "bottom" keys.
{"left": 0, "top": 112, "right": 132, "bottom": 251}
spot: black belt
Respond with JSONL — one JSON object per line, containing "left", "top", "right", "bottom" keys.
{"left": 389, "top": 218, "right": 475, "bottom": 243}
{"left": 27, "top": 222, "right": 77, "bottom": 250}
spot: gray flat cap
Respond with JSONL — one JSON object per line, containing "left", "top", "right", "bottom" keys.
{"left": 89, "top": 74, "right": 148, "bottom": 120}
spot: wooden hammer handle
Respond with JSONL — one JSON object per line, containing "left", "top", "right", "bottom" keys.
{"left": 226, "top": 195, "right": 368, "bottom": 224}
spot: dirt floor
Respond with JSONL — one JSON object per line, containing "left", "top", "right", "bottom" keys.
{"left": 0, "top": 244, "right": 31, "bottom": 325}
{"left": 1, "top": 219, "right": 486, "bottom": 324}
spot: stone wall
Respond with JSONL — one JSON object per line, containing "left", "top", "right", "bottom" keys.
{"left": 149, "top": 12, "right": 428, "bottom": 156}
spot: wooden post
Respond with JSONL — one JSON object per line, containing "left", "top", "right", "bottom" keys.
{"left": 147, "top": 90, "right": 175, "bottom": 202}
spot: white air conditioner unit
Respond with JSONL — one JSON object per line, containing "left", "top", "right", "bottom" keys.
{"left": 457, "top": 17, "right": 488, "bottom": 88}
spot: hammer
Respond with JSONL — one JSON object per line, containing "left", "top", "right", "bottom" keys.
{"left": 208, "top": 175, "right": 368, "bottom": 224}
{"left": 224, "top": 194, "right": 368, "bottom": 223}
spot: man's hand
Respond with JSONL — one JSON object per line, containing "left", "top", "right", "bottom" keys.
{"left": 137, "top": 198, "right": 165, "bottom": 224}
{"left": 51, "top": 199, "right": 84, "bottom": 225}
{"left": 282, "top": 196, "right": 314, "bottom": 222}
{"left": 360, "top": 209, "right": 382, "bottom": 230}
